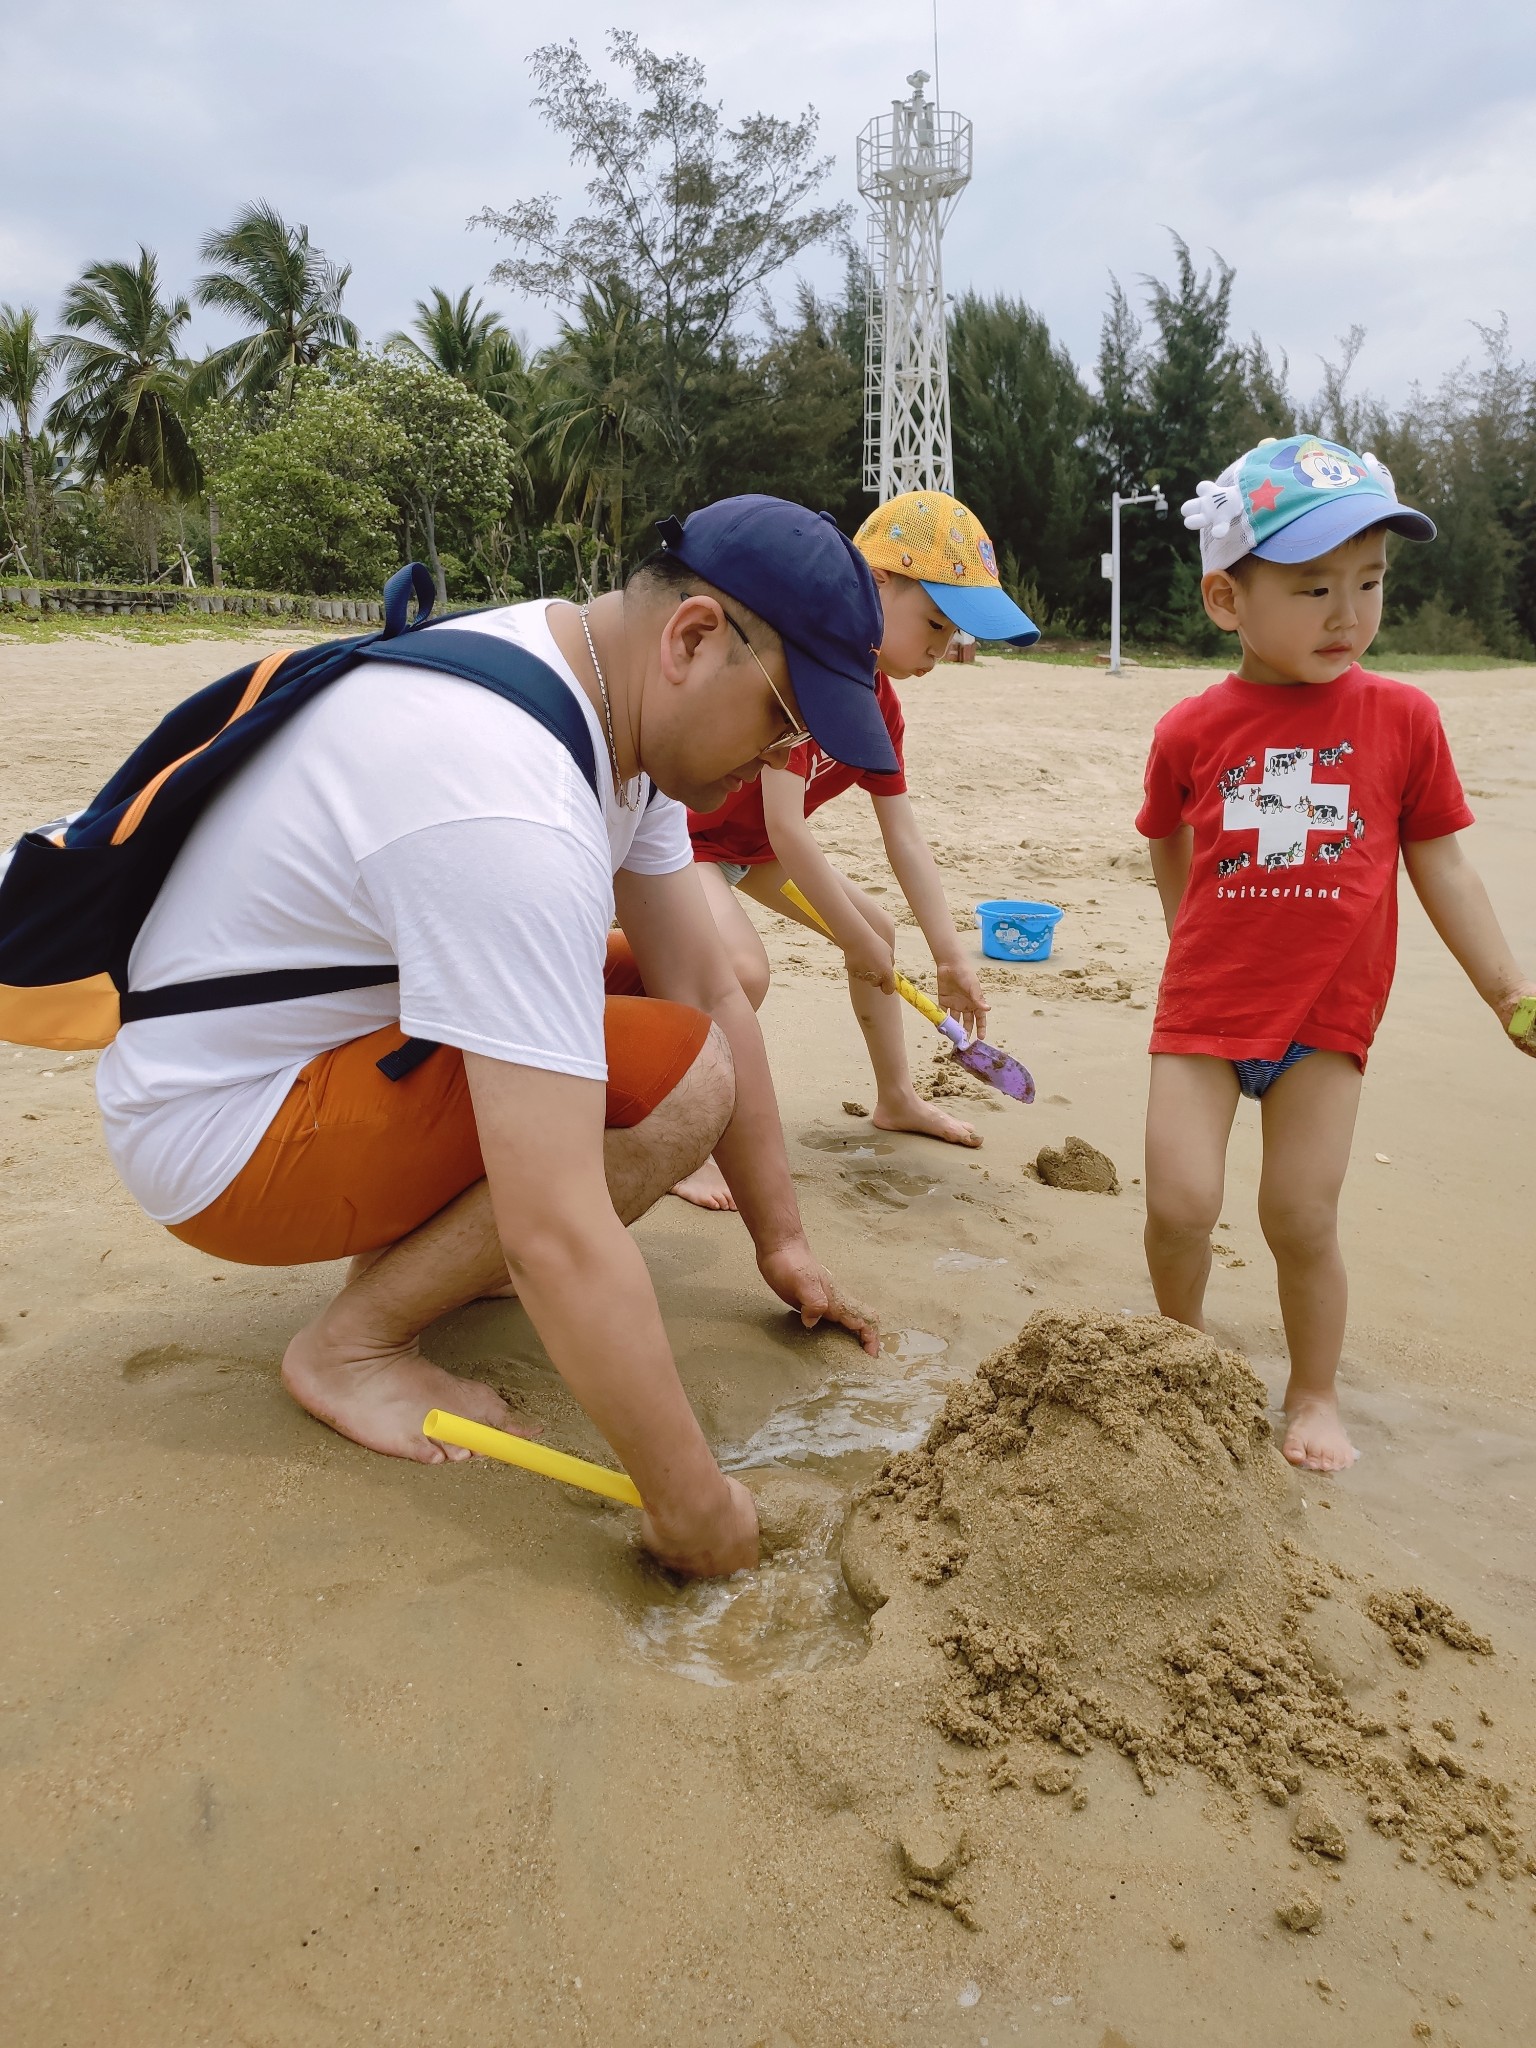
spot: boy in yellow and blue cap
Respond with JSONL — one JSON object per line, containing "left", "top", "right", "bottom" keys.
{"left": 1137, "top": 435, "right": 1535, "bottom": 1471}
{"left": 674, "top": 491, "right": 1037, "bottom": 1208}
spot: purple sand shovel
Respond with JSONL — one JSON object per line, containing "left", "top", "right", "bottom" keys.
{"left": 780, "top": 881, "right": 1036, "bottom": 1106}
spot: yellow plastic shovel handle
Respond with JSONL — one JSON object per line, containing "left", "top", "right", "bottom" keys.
{"left": 423, "top": 1409, "right": 643, "bottom": 1507}
{"left": 779, "top": 880, "right": 952, "bottom": 1032}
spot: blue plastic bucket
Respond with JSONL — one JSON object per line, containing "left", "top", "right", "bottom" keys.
{"left": 976, "top": 899, "right": 1064, "bottom": 962}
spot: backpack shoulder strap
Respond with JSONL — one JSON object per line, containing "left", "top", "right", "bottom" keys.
{"left": 353, "top": 626, "right": 600, "bottom": 801}
{"left": 115, "top": 619, "right": 611, "bottom": 1033}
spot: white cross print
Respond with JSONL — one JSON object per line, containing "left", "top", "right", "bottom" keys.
{"left": 1223, "top": 748, "right": 1352, "bottom": 869}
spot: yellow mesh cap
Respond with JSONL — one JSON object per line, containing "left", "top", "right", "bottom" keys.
{"left": 854, "top": 491, "right": 1000, "bottom": 586}
{"left": 853, "top": 492, "right": 1039, "bottom": 644}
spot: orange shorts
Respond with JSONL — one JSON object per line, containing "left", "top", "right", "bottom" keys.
{"left": 168, "top": 934, "right": 708, "bottom": 1266}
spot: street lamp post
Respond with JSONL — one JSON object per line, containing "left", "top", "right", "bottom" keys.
{"left": 1106, "top": 485, "right": 1168, "bottom": 674}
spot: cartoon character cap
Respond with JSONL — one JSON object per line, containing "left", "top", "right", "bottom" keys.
{"left": 853, "top": 491, "right": 1041, "bottom": 646}
{"left": 1183, "top": 436, "right": 1435, "bottom": 572}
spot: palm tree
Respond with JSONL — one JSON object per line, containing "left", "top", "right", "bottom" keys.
{"left": 48, "top": 249, "right": 198, "bottom": 498}
{"left": 388, "top": 286, "right": 504, "bottom": 382}
{"left": 0, "top": 304, "right": 59, "bottom": 574}
{"left": 528, "top": 282, "right": 660, "bottom": 583}
{"left": 387, "top": 287, "right": 530, "bottom": 425}
{"left": 191, "top": 201, "right": 358, "bottom": 407}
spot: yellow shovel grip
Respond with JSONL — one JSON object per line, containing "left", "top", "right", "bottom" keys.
{"left": 779, "top": 879, "right": 951, "bottom": 1031}
{"left": 423, "top": 1409, "right": 643, "bottom": 1506}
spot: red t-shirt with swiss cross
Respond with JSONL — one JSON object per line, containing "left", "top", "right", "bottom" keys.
{"left": 1135, "top": 665, "right": 1474, "bottom": 1065}
{"left": 687, "top": 670, "right": 908, "bottom": 867}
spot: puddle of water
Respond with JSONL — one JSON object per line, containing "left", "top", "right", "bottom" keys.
{"left": 621, "top": 1331, "right": 956, "bottom": 1687}
{"left": 801, "top": 1130, "right": 896, "bottom": 1156}
{"left": 625, "top": 1556, "right": 863, "bottom": 1688}
{"left": 934, "top": 1248, "right": 1008, "bottom": 1272}
{"left": 718, "top": 1333, "right": 953, "bottom": 1470}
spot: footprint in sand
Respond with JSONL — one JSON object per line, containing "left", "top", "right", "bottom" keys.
{"left": 120, "top": 1342, "right": 207, "bottom": 1381}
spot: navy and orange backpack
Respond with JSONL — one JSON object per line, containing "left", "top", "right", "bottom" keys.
{"left": 0, "top": 564, "right": 604, "bottom": 1055}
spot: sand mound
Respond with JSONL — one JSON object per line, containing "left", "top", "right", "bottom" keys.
{"left": 1035, "top": 1135, "right": 1119, "bottom": 1192}
{"left": 839, "top": 1311, "right": 1521, "bottom": 1888}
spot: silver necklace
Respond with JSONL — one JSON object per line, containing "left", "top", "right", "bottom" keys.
{"left": 580, "top": 603, "right": 640, "bottom": 808}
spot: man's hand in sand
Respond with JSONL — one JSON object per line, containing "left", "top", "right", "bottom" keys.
{"left": 758, "top": 1240, "right": 880, "bottom": 1356}
{"left": 640, "top": 1473, "right": 759, "bottom": 1579}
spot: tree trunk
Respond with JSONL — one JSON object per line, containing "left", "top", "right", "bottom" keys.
{"left": 420, "top": 497, "right": 446, "bottom": 607}
{"left": 148, "top": 529, "right": 159, "bottom": 581}
{"left": 18, "top": 422, "right": 42, "bottom": 579}
{"left": 207, "top": 495, "right": 222, "bottom": 587}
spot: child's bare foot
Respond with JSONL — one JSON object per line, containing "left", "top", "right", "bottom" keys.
{"left": 282, "top": 1319, "right": 540, "bottom": 1462}
{"left": 669, "top": 1158, "right": 738, "bottom": 1211}
{"left": 1281, "top": 1388, "right": 1358, "bottom": 1473}
{"left": 871, "top": 1095, "right": 982, "bottom": 1149}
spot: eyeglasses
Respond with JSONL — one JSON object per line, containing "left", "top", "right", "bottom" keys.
{"left": 686, "top": 593, "right": 812, "bottom": 754}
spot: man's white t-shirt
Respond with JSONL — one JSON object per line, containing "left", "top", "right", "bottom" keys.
{"left": 95, "top": 601, "right": 692, "bottom": 1225}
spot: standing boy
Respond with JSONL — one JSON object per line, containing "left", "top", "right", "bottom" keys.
{"left": 1138, "top": 436, "right": 1535, "bottom": 1472}
{"left": 679, "top": 493, "right": 1038, "bottom": 1207}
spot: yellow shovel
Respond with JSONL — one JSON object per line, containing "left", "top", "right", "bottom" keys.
{"left": 423, "top": 1408, "right": 643, "bottom": 1506}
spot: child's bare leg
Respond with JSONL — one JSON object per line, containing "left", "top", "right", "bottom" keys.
{"left": 669, "top": 864, "right": 770, "bottom": 1212}
{"left": 742, "top": 863, "right": 979, "bottom": 1146}
{"left": 1257, "top": 1052, "right": 1363, "bottom": 1473}
{"left": 1144, "top": 1054, "right": 1240, "bottom": 1326}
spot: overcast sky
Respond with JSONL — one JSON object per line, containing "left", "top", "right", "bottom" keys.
{"left": 5, "top": 0, "right": 1534, "bottom": 415}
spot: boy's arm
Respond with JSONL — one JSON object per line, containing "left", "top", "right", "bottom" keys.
{"left": 872, "top": 791, "right": 988, "bottom": 1036}
{"left": 1402, "top": 833, "right": 1536, "bottom": 1055}
{"left": 760, "top": 766, "right": 896, "bottom": 992}
{"left": 1148, "top": 826, "right": 1194, "bottom": 937}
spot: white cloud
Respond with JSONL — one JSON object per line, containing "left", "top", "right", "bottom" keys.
{"left": 4, "top": 0, "right": 1533, "bottom": 407}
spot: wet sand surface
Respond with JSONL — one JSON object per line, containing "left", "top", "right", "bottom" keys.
{"left": 2, "top": 639, "right": 1534, "bottom": 2045}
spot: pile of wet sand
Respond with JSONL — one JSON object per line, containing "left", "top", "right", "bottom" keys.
{"left": 832, "top": 1311, "right": 1522, "bottom": 1896}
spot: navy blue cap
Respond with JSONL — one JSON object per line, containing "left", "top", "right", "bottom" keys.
{"left": 654, "top": 496, "right": 896, "bottom": 774}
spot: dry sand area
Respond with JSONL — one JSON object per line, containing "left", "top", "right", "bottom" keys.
{"left": 3, "top": 635, "right": 1535, "bottom": 2047}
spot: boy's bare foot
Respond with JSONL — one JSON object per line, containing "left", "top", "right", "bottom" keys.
{"left": 1280, "top": 1388, "right": 1358, "bottom": 1473}
{"left": 281, "top": 1320, "right": 540, "bottom": 1462}
{"left": 872, "top": 1096, "right": 982, "bottom": 1148}
{"left": 669, "top": 1158, "right": 738, "bottom": 1211}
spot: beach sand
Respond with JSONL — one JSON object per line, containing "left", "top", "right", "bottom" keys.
{"left": 2, "top": 637, "right": 1533, "bottom": 2046}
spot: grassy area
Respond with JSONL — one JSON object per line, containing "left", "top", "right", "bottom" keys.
{"left": 993, "top": 643, "right": 1535, "bottom": 674}
{"left": 0, "top": 609, "right": 337, "bottom": 648}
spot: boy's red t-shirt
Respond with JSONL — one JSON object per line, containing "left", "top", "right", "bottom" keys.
{"left": 1135, "top": 665, "right": 1474, "bottom": 1065}
{"left": 688, "top": 669, "right": 908, "bottom": 866}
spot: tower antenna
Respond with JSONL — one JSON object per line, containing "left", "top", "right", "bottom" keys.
{"left": 857, "top": 70, "right": 972, "bottom": 498}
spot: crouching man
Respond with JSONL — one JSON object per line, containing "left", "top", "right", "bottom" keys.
{"left": 96, "top": 500, "right": 890, "bottom": 1577}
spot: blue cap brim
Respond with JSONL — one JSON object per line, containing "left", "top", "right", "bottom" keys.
{"left": 920, "top": 579, "right": 1041, "bottom": 647}
{"left": 782, "top": 638, "right": 899, "bottom": 774}
{"left": 1252, "top": 496, "right": 1436, "bottom": 564}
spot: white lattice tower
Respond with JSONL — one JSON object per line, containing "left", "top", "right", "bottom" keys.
{"left": 857, "top": 71, "right": 972, "bottom": 498}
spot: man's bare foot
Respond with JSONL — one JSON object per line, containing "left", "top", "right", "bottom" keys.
{"left": 1281, "top": 1388, "right": 1358, "bottom": 1473}
{"left": 669, "top": 1158, "right": 738, "bottom": 1211}
{"left": 281, "top": 1319, "right": 540, "bottom": 1463}
{"left": 871, "top": 1095, "right": 982, "bottom": 1149}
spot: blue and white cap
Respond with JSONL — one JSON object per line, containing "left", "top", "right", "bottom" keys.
{"left": 1183, "top": 435, "right": 1435, "bottom": 573}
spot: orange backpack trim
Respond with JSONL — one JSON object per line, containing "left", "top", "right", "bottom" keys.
{"left": 111, "top": 649, "right": 290, "bottom": 845}
{"left": 0, "top": 972, "right": 122, "bottom": 1051}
